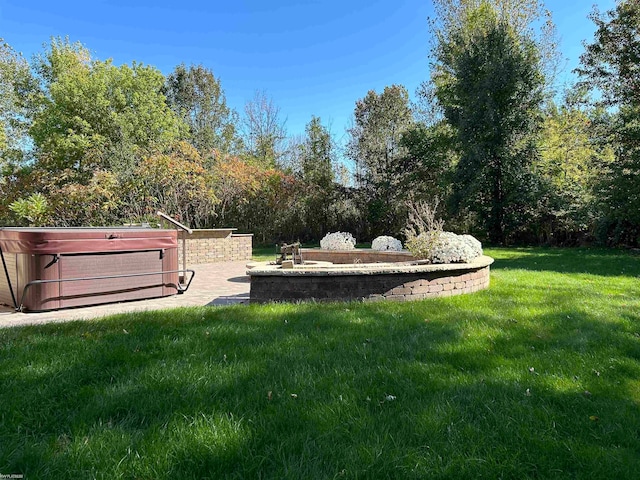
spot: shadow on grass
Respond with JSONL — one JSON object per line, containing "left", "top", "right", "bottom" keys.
{"left": 488, "top": 247, "right": 640, "bottom": 278}
{"left": 1, "top": 293, "right": 639, "bottom": 479}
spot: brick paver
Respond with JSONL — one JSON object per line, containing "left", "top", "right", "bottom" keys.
{"left": 0, "top": 261, "right": 250, "bottom": 329}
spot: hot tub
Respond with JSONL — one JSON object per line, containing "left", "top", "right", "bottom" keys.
{"left": 0, "top": 227, "right": 181, "bottom": 312}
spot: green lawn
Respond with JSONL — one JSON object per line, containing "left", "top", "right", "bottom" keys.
{"left": 252, "top": 243, "right": 280, "bottom": 262}
{"left": 1, "top": 248, "right": 639, "bottom": 479}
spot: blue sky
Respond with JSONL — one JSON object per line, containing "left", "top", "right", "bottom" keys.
{"left": 0, "top": 0, "right": 617, "bottom": 142}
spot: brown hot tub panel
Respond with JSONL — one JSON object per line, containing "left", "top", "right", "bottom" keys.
{"left": 0, "top": 228, "right": 182, "bottom": 312}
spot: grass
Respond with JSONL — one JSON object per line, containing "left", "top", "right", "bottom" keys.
{"left": 252, "top": 243, "right": 279, "bottom": 262}
{"left": 1, "top": 247, "right": 639, "bottom": 479}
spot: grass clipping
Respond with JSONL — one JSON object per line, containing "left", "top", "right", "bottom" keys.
{"left": 403, "top": 199, "right": 444, "bottom": 261}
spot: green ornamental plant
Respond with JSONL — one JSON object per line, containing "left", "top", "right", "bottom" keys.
{"left": 9, "top": 192, "right": 49, "bottom": 226}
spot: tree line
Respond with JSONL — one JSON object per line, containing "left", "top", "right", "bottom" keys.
{"left": 1, "top": 0, "right": 638, "bottom": 246}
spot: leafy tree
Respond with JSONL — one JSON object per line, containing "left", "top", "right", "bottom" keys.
{"left": 165, "top": 64, "right": 241, "bottom": 157}
{"left": 576, "top": 0, "right": 640, "bottom": 244}
{"left": 536, "top": 89, "right": 614, "bottom": 244}
{"left": 431, "top": 0, "right": 547, "bottom": 243}
{"left": 48, "top": 170, "right": 122, "bottom": 226}
{"left": 30, "top": 38, "right": 186, "bottom": 177}
{"left": 430, "top": 0, "right": 559, "bottom": 81}
{"left": 347, "top": 85, "right": 414, "bottom": 237}
{"left": 300, "top": 117, "right": 334, "bottom": 187}
{"left": 241, "top": 90, "right": 287, "bottom": 167}
{"left": 398, "top": 120, "right": 457, "bottom": 204}
{"left": 297, "top": 116, "right": 336, "bottom": 239}
{"left": 213, "top": 155, "right": 301, "bottom": 242}
{"left": 124, "top": 142, "right": 218, "bottom": 228}
{"left": 0, "top": 39, "right": 37, "bottom": 167}
{"left": 214, "top": 156, "right": 264, "bottom": 224}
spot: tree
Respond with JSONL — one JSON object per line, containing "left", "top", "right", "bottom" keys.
{"left": 431, "top": 0, "right": 547, "bottom": 243}
{"left": 124, "top": 142, "right": 218, "bottom": 228}
{"left": 30, "top": 38, "right": 186, "bottom": 177}
{"left": 430, "top": 0, "right": 559, "bottom": 81}
{"left": 213, "top": 155, "right": 301, "bottom": 242}
{"left": 346, "top": 85, "right": 414, "bottom": 237}
{"left": 576, "top": 0, "right": 640, "bottom": 244}
{"left": 398, "top": 120, "right": 457, "bottom": 204}
{"left": 165, "top": 64, "right": 241, "bottom": 157}
{"left": 241, "top": 90, "right": 287, "bottom": 167}
{"left": 300, "top": 117, "right": 334, "bottom": 187}
{"left": 0, "top": 39, "right": 37, "bottom": 167}
{"left": 47, "top": 170, "right": 121, "bottom": 227}
{"left": 536, "top": 88, "right": 614, "bottom": 244}
{"left": 298, "top": 116, "right": 336, "bottom": 238}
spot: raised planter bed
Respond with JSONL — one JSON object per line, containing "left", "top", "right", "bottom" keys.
{"left": 248, "top": 251, "right": 494, "bottom": 303}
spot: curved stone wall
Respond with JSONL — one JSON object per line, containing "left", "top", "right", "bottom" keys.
{"left": 248, "top": 255, "right": 494, "bottom": 303}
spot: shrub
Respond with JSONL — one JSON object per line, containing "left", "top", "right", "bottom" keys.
{"left": 403, "top": 199, "right": 444, "bottom": 260}
{"left": 371, "top": 235, "right": 403, "bottom": 251}
{"left": 9, "top": 192, "right": 50, "bottom": 226}
{"left": 320, "top": 231, "right": 356, "bottom": 250}
{"left": 460, "top": 234, "right": 483, "bottom": 257}
{"left": 430, "top": 232, "right": 479, "bottom": 263}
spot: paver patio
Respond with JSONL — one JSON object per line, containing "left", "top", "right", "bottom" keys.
{"left": 0, "top": 261, "right": 250, "bottom": 329}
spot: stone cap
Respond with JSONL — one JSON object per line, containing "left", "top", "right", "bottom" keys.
{"left": 247, "top": 255, "right": 494, "bottom": 277}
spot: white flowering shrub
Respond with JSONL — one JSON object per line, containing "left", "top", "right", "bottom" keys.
{"left": 371, "top": 235, "right": 403, "bottom": 251}
{"left": 320, "top": 231, "right": 356, "bottom": 250}
{"left": 460, "top": 234, "right": 483, "bottom": 257}
{"left": 430, "top": 232, "right": 482, "bottom": 264}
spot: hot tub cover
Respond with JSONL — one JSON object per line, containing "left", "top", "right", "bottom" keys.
{"left": 0, "top": 227, "right": 177, "bottom": 254}
{"left": 0, "top": 227, "right": 181, "bottom": 311}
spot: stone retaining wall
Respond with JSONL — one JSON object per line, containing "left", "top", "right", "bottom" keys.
{"left": 249, "top": 256, "right": 493, "bottom": 303}
{"left": 177, "top": 230, "right": 252, "bottom": 265}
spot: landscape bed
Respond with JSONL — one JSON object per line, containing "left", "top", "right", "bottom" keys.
{"left": 248, "top": 248, "right": 493, "bottom": 303}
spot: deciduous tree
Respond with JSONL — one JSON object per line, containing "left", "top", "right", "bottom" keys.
{"left": 536, "top": 89, "right": 614, "bottom": 244}
{"left": 165, "top": 64, "right": 241, "bottom": 157}
{"left": 241, "top": 90, "right": 287, "bottom": 167}
{"left": 298, "top": 116, "right": 336, "bottom": 238}
{"left": 431, "top": 0, "right": 547, "bottom": 243}
{"left": 576, "top": 0, "right": 640, "bottom": 244}
{"left": 30, "top": 38, "right": 186, "bottom": 177}
{"left": 125, "top": 142, "right": 218, "bottom": 228}
{"left": 347, "top": 85, "right": 414, "bottom": 237}
{"left": 0, "top": 39, "right": 37, "bottom": 167}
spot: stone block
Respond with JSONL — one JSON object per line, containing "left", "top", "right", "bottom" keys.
{"left": 389, "top": 286, "right": 412, "bottom": 295}
{"left": 384, "top": 294, "right": 407, "bottom": 302}
{"left": 410, "top": 285, "right": 431, "bottom": 295}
